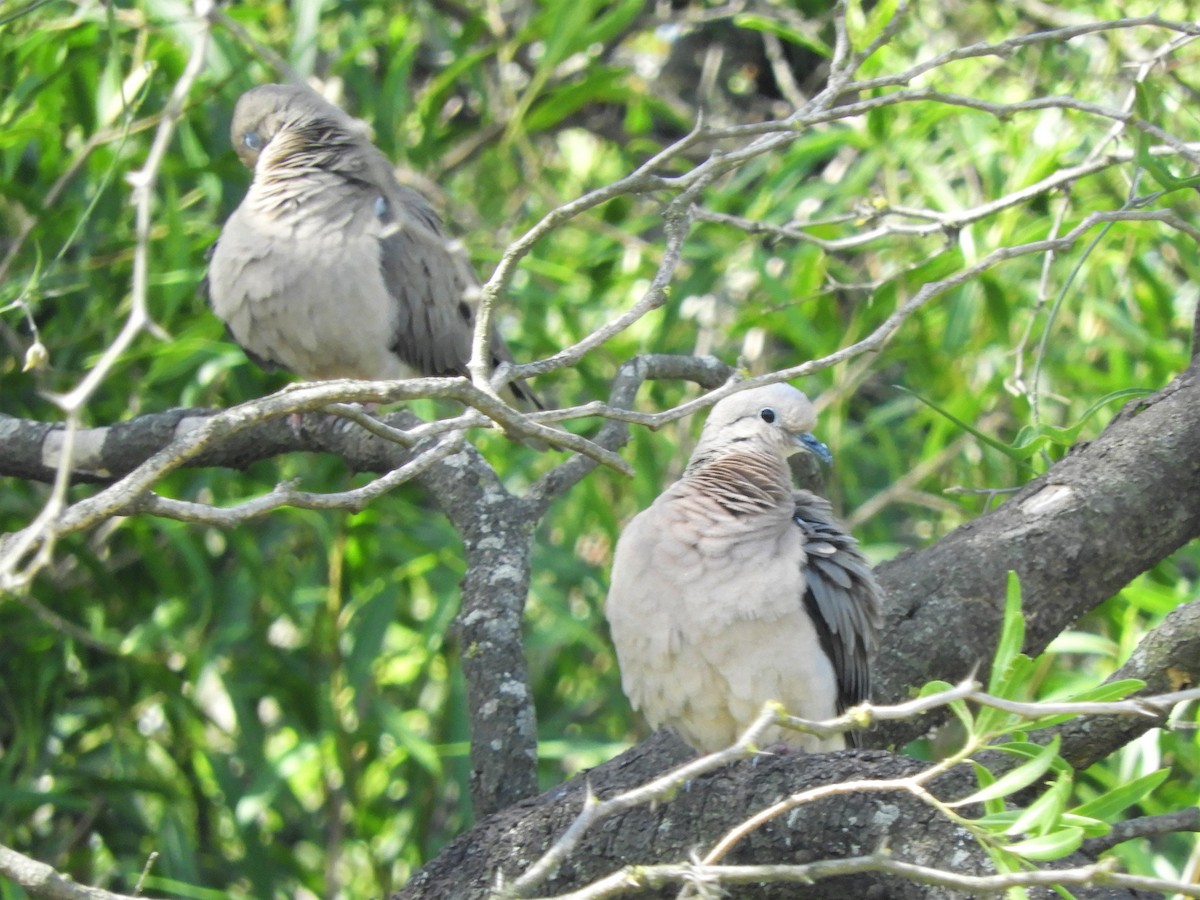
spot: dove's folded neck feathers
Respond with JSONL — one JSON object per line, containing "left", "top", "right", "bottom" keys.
{"left": 681, "top": 449, "right": 793, "bottom": 517}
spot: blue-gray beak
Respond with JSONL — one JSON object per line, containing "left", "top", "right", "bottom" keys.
{"left": 799, "top": 432, "right": 833, "bottom": 465}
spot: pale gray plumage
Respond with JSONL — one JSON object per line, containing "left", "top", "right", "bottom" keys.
{"left": 204, "top": 83, "right": 537, "bottom": 406}
{"left": 605, "top": 383, "right": 883, "bottom": 754}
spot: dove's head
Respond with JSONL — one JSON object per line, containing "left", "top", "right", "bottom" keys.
{"left": 694, "top": 383, "right": 831, "bottom": 464}
{"left": 229, "top": 84, "right": 368, "bottom": 170}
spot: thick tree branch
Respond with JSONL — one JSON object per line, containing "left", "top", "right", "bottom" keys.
{"left": 1080, "top": 808, "right": 1200, "bottom": 857}
{"left": 397, "top": 728, "right": 1151, "bottom": 900}
{"left": 871, "top": 367, "right": 1200, "bottom": 748}
{"left": 1052, "top": 596, "right": 1200, "bottom": 771}
{"left": 1192, "top": 299, "right": 1200, "bottom": 366}
{"left": 400, "top": 734, "right": 993, "bottom": 900}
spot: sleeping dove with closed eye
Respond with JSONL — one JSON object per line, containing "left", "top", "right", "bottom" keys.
{"left": 204, "top": 83, "right": 538, "bottom": 407}
{"left": 605, "top": 383, "right": 883, "bottom": 754}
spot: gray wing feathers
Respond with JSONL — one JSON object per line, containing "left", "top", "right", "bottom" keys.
{"left": 794, "top": 490, "right": 883, "bottom": 745}
{"left": 378, "top": 185, "right": 475, "bottom": 378}
{"left": 378, "top": 183, "right": 540, "bottom": 406}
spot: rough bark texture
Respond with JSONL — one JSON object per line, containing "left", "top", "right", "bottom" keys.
{"left": 398, "top": 732, "right": 1143, "bottom": 900}
{"left": 429, "top": 451, "right": 541, "bottom": 815}
{"left": 401, "top": 732, "right": 991, "bottom": 900}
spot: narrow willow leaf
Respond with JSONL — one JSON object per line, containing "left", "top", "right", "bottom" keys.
{"left": 952, "top": 737, "right": 1060, "bottom": 808}
{"left": 733, "top": 13, "right": 831, "bottom": 56}
{"left": 1061, "top": 678, "right": 1146, "bottom": 704}
{"left": 847, "top": 0, "right": 902, "bottom": 49}
{"left": 1072, "top": 769, "right": 1170, "bottom": 821}
{"left": 1006, "top": 769, "right": 1072, "bottom": 836}
{"left": 989, "top": 572, "right": 1026, "bottom": 696}
{"left": 975, "top": 810, "right": 1021, "bottom": 829}
{"left": 1007, "top": 825, "right": 1084, "bottom": 861}
{"left": 1133, "top": 83, "right": 1200, "bottom": 193}
{"left": 897, "top": 385, "right": 1150, "bottom": 461}
{"left": 915, "top": 678, "right": 976, "bottom": 731}
{"left": 917, "top": 679, "right": 956, "bottom": 696}
{"left": 992, "top": 741, "right": 1072, "bottom": 777}
{"left": 895, "top": 385, "right": 1030, "bottom": 461}
{"left": 1059, "top": 813, "right": 1110, "bottom": 839}
{"left": 971, "top": 762, "right": 1007, "bottom": 817}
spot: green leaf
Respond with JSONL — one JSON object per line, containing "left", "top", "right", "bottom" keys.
{"left": 577, "top": 0, "right": 643, "bottom": 48}
{"left": 1072, "top": 769, "right": 1171, "bottom": 822}
{"left": 1133, "top": 82, "right": 1200, "bottom": 194}
{"left": 896, "top": 386, "right": 1030, "bottom": 462}
{"left": 847, "top": 0, "right": 903, "bottom": 50}
{"left": 994, "top": 655, "right": 1036, "bottom": 702}
{"left": 975, "top": 658, "right": 1037, "bottom": 736}
{"left": 897, "top": 386, "right": 1151, "bottom": 462}
{"left": 1058, "top": 813, "right": 1111, "bottom": 838}
{"left": 989, "top": 572, "right": 1026, "bottom": 696}
{"left": 525, "top": 67, "right": 630, "bottom": 133}
{"left": 952, "top": 737, "right": 1061, "bottom": 807}
{"left": 971, "top": 761, "right": 1007, "bottom": 816}
{"left": 1060, "top": 679, "right": 1146, "bottom": 704}
{"left": 1006, "top": 825, "right": 1084, "bottom": 861}
{"left": 1008, "top": 388, "right": 1153, "bottom": 454}
{"left": 1043, "top": 630, "right": 1118, "bottom": 658}
{"left": 733, "top": 13, "right": 830, "bottom": 57}
{"left": 914, "top": 678, "right": 976, "bottom": 736}
{"left": 918, "top": 679, "right": 957, "bottom": 695}
{"left": 974, "top": 809, "right": 1021, "bottom": 829}
{"left": 507, "top": 0, "right": 638, "bottom": 140}
{"left": 1005, "top": 769, "right": 1072, "bottom": 836}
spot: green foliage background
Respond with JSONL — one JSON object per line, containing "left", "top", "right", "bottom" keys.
{"left": 2, "top": 0, "right": 1199, "bottom": 896}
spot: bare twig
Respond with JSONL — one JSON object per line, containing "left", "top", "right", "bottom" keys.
{"left": 0, "top": 841, "right": 145, "bottom": 900}
{"left": 581, "top": 207, "right": 1200, "bottom": 437}
{"left": 509, "top": 192, "right": 702, "bottom": 380}
{"left": 849, "top": 15, "right": 1200, "bottom": 92}
{"left": 132, "top": 432, "right": 465, "bottom": 525}
{"left": 760, "top": 31, "right": 806, "bottom": 110}
{"left": 206, "top": 7, "right": 303, "bottom": 84}
{"left": 0, "top": 369, "right": 645, "bottom": 590}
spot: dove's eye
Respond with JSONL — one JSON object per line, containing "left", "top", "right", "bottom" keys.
{"left": 242, "top": 131, "right": 264, "bottom": 151}
{"left": 759, "top": 407, "right": 777, "bottom": 424}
